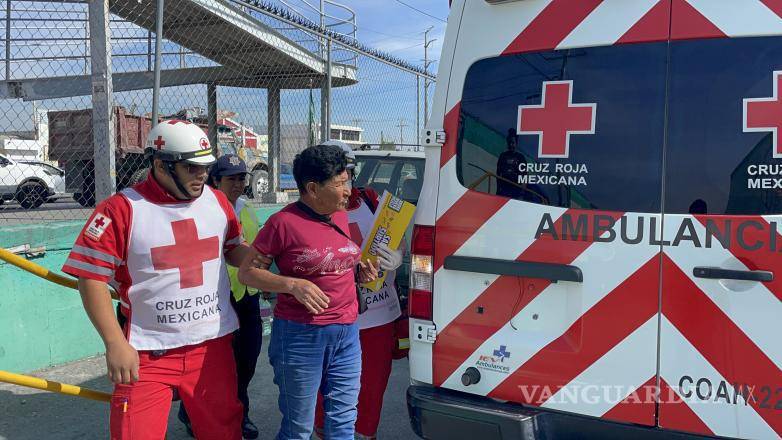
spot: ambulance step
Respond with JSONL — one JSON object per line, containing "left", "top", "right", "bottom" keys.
{"left": 407, "top": 386, "right": 714, "bottom": 440}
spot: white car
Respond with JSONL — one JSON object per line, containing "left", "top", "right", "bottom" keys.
{"left": 0, "top": 154, "right": 66, "bottom": 209}
{"left": 353, "top": 149, "right": 425, "bottom": 204}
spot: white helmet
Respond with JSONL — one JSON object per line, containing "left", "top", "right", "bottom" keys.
{"left": 145, "top": 119, "right": 216, "bottom": 166}
{"left": 321, "top": 139, "right": 355, "bottom": 169}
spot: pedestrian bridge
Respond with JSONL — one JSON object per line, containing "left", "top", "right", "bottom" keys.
{"left": 0, "top": 0, "right": 357, "bottom": 101}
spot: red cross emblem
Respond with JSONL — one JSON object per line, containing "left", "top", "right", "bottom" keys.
{"left": 199, "top": 138, "right": 209, "bottom": 150}
{"left": 167, "top": 120, "right": 192, "bottom": 125}
{"left": 518, "top": 80, "right": 596, "bottom": 158}
{"left": 153, "top": 136, "right": 165, "bottom": 150}
{"left": 744, "top": 70, "right": 782, "bottom": 158}
{"left": 93, "top": 216, "right": 106, "bottom": 228}
{"left": 150, "top": 219, "right": 219, "bottom": 289}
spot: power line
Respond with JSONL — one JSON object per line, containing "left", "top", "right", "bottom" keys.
{"left": 387, "top": 42, "right": 424, "bottom": 53}
{"left": 393, "top": 0, "right": 447, "bottom": 23}
{"left": 359, "top": 27, "right": 421, "bottom": 41}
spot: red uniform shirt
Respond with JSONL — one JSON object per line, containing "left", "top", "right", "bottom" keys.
{"left": 252, "top": 203, "right": 361, "bottom": 325}
{"left": 62, "top": 174, "right": 242, "bottom": 316}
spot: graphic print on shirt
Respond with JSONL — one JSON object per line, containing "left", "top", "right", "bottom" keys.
{"left": 292, "top": 242, "right": 361, "bottom": 276}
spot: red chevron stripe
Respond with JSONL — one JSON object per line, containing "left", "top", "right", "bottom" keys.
{"left": 434, "top": 191, "right": 507, "bottom": 273}
{"left": 486, "top": 255, "right": 659, "bottom": 425}
{"left": 602, "top": 377, "right": 658, "bottom": 426}
{"left": 760, "top": 0, "right": 782, "bottom": 19}
{"left": 616, "top": 0, "right": 671, "bottom": 45}
{"left": 439, "top": 102, "right": 461, "bottom": 168}
{"left": 693, "top": 215, "right": 782, "bottom": 302}
{"left": 670, "top": 0, "right": 726, "bottom": 41}
{"left": 657, "top": 378, "right": 715, "bottom": 435}
{"left": 502, "top": 0, "right": 603, "bottom": 56}
{"left": 662, "top": 255, "right": 782, "bottom": 436}
{"left": 433, "top": 209, "right": 624, "bottom": 386}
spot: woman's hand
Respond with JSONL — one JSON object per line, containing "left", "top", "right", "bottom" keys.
{"left": 289, "top": 278, "right": 330, "bottom": 314}
{"left": 358, "top": 258, "right": 380, "bottom": 284}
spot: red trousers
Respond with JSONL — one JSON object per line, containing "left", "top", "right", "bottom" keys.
{"left": 315, "top": 322, "right": 396, "bottom": 438}
{"left": 110, "top": 334, "right": 242, "bottom": 440}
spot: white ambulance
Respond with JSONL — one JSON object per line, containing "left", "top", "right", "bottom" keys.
{"left": 407, "top": 1, "right": 782, "bottom": 439}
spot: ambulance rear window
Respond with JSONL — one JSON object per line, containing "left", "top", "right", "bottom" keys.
{"left": 456, "top": 43, "right": 668, "bottom": 213}
{"left": 666, "top": 36, "right": 782, "bottom": 215}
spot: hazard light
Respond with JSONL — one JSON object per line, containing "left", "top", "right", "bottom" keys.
{"left": 410, "top": 225, "right": 434, "bottom": 320}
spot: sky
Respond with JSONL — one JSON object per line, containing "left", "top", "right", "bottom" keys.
{"left": 341, "top": 0, "right": 448, "bottom": 74}
{"left": 282, "top": 0, "right": 449, "bottom": 73}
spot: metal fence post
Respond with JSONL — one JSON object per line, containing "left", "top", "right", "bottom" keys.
{"left": 416, "top": 75, "right": 420, "bottom": 146}
{"left": 151, "top": 0, "right": 164, "bottom": 126}
{"left": 207, "top": 82, "right": 217, "bottom": 148}
{"left": 267, "top": 86, "right": 280, "bottom": 194}
{"left": 320, "top": 38, "right": 331, "bottom": 142}
{"left": 5, "top": 0, "right": 10, "bottom": 80}
{"left": 89, "top": 0, "right": 116, "bottom": 203}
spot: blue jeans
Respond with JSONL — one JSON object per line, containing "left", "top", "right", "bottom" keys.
{"left": 268, "top": 318, "right": 361, "bottom": 440}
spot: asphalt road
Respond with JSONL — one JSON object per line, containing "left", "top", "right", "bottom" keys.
{"left": 0, "top": 197, "right": 90, "bottom": 225}
{"left": 0, "top": 347, "right": 418, "bottom": 439}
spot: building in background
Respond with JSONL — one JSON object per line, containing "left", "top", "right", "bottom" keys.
{"left": 278, "top": 123, "right": 363, "bottom": 165}
{"left": 0, "top": 110, "right": 49, "bottom": 162}
{"left": 329, "top": 124, "right": 364, "bottom": 149}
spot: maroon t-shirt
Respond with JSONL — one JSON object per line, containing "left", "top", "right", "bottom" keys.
{"left": 252, "top": 203, "right": 361, "bottom": 325}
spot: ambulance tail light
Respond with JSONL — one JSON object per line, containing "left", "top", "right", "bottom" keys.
{"left": 410, "top": 225, "right": 434, "bottom": 320}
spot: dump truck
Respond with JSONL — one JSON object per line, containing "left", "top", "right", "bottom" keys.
{"left": 48, "top": 107, "right": 269, "bottom": 206}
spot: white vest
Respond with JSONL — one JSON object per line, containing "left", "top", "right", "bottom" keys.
{"left": 351, "top": 198, "right": 402, "bottom": 330}
{"left": 121, "top": 186, "right": 238, "bottom": 350}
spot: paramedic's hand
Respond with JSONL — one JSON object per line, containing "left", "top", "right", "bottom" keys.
{"left": 289, "top": 278, "right": 330, "bottom": 314}
{"left": 358, "top": 259, "right": 379, "bottom": 283}
{"left": 376, "top": 243, "right": 403, "bottom": 271}
{"left": 252, "top": 253, "right": 273, "bottom": 270}
{"left": 105, "top": 339, "right": 139, "bottom": 384}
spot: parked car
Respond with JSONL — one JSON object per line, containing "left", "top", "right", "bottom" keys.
{"left": 279, "top": 163, "right": 297, "bottom": 191}
{"left": 353, "top": 150, "right": 425, "bottom": 204}
{"left": 0, "top": 154, "right": 66, "bottom": 209}
{"left": 353, "top": 149, "right": 425, "bottom": 298}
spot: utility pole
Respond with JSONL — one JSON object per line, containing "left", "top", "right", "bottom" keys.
{"left": 396, "top": 119, "right": 408, "bottom": 145}
{"left": 423, "top": 26, "right": 437, "bottom": 126}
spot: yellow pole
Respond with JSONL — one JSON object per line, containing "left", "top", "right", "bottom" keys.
{"left": 0, "top": 248, "right": 118, "bottom": 300}
{"left": 0, "top": 370, "right": 111, "bottom": 403}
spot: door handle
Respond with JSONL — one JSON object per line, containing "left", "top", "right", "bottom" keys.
{"left": 444, "top": 255, "right": 583, "bottom": 283}
{"left": 692, "top": 266, "right": 773, "bottom": 282}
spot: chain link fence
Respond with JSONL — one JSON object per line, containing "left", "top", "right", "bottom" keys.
{"left": 0, "top": 0, "right": 434, "bottom": 224}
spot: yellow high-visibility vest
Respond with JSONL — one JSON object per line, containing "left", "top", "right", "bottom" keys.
{"left": 229, "top": 199, "right": 260, "bottom": 301}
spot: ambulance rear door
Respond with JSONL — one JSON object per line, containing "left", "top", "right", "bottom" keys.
{"left": 659, "top": 7, "right": 782, "bottom": 438}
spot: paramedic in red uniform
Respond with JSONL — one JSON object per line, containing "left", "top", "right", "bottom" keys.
{"left": 62, "top": 120, "right": 249, "bottom": 440}
{"left": 311, "top": 141, "right": 406, "bottom": 440}
{"left": 238, "top": 143, "right": 379, "bottom": 440}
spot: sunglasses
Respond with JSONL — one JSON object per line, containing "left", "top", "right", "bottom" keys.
{"left": 182, "top": 163, "right": 212, "bottom": 175}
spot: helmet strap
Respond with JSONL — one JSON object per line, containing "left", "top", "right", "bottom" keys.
{"left": 164, "top": 161, "right": 194, "bottom": 201}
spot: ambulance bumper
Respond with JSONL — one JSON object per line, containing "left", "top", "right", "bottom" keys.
{"left": 407, "top": 385, "right": 712, "bottom": 440}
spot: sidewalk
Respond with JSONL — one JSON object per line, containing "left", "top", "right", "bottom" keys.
{"left": 0, "top": 349, "right": 417, "bottom": 439}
